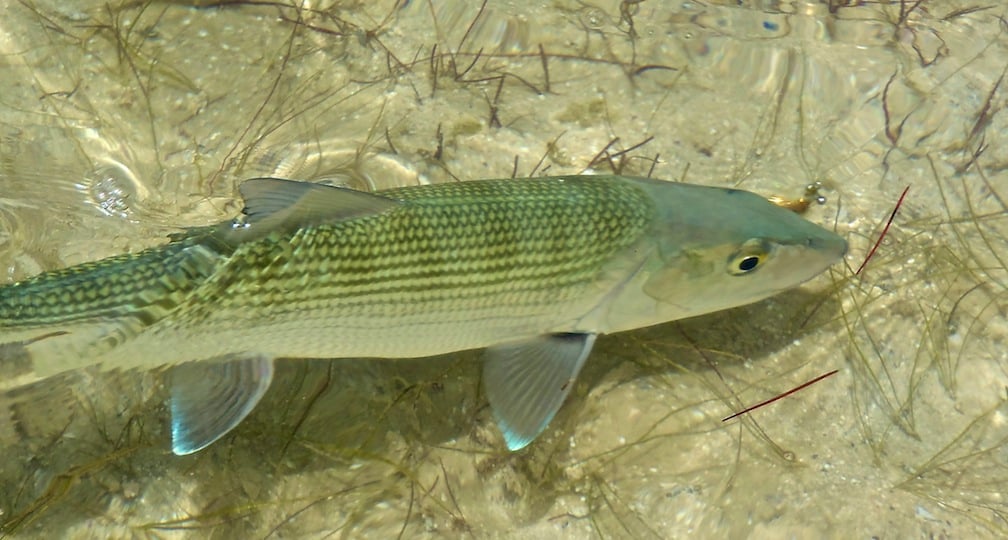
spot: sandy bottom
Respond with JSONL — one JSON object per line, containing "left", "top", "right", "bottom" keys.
{"left": 1, "top": 1, "right": 1006, "bottom": 538}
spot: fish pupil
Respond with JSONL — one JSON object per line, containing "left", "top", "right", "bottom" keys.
{"left": 738, "top": 256, "right": 760, "bottom": 272}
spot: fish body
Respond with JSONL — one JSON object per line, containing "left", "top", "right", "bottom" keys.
{"left": 0, "top": 175, "right": 846, "bottom": 454}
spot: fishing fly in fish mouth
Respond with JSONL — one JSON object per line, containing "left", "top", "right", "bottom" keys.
{"left": 0, "top": 175, "right": 847, "bottom": 455}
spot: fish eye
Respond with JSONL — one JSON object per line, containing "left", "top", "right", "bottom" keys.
{"left": 727, "top": 240, "right": 770, "bottom": 276}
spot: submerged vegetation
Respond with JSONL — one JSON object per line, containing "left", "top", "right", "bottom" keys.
{"left": 0, "top": 0, "right": 1006, "bottom": 537}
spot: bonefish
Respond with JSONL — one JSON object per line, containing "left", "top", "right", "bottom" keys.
{"left": 0, "top": 175, "right": 846, "bottom": 454}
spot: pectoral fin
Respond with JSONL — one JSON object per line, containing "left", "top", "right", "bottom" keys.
{"left": 169, "top": 355, "right": 274, "bottom": 455}
{"left": 482, "top": 333, "right": 597, "bottom": 451}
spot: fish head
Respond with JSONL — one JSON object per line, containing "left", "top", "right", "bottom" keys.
{"left": 638, "top": 181, "right": 847, "bottom": 318}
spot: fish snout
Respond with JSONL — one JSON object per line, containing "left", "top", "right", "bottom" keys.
{"left": 805, "top": 232, "right": 848, "bottom": 261}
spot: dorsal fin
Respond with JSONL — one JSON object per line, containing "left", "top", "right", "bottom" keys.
{"left": 235, "top": 177, "right": 402, "bottom": 235}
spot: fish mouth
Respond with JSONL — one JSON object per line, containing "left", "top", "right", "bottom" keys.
{"left": 768, "top": 234, "right": 847, "bottom": 295}
{"left": 805, "top": 235, "right": 847, "bottom": 283}
{"left": 801, "top": 233, "right": 848, "bottom": 270}
{"left": 806, "top": 232, "right": 848, "bottom": 258}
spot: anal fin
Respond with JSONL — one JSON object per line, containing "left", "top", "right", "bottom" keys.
{"left": 170, "top": 354, "right": 274, "bottom": 455}
{"left": 483, "top": 333, "right": 597, "bottom": 451}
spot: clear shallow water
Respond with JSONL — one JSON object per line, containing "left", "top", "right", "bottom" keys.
{"left": 0, "top": 1, "right": 1006, "bottom": 537}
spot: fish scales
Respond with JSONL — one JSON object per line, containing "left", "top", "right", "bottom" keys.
{"left": 217, "top": 178, "right": 650, "bottom": 308}
{"left": 157, "top": 177, "right": 655, "bottom": 360}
